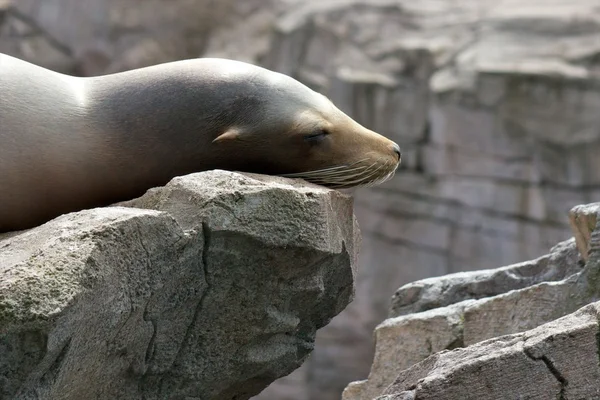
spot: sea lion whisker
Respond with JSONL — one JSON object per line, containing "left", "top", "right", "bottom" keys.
{"left": 318, "top": 166, "right": 375, "bottom": 183}
{"left": 325, "top": 159, "right": 397, "bottom": 188}
{"left": 319, "top": 166, "right": 374, "bottom": 179}
{"left": 291, "top": 165, "right": 350, "bottom": 174}
{"left": 370, "top": 163, "right": 394, "bottom": 185}
{"left": 355, "top": 161, "right": 381, "bottom": 178}
{"left": 292, "top": 167, "right": 369, "bottom": 179}
{"left": 349, "top": 161, "right": 389, "bottom": 187}
{"left": 330, "top": 164, "right": 381, "bottom": 187}
{"left": 281, "top": 158, "right": 372, "bottom": 178}
{"left": 285, "top": 164, "right": 373, "bottom": 180}
{"left": 370, "top": 163, "right": 396, "bottom": 186}
{"left": 358, "top": 165, "right": 396, "bottom": 188}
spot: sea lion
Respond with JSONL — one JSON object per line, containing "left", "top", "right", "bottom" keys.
{"left": 0, "top": 53, "right": 401, "bottom": 233}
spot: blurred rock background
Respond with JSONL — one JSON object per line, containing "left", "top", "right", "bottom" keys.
{"left": 2, "top": 0, "right": 599, "bottom": 399}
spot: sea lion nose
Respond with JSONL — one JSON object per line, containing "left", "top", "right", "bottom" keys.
{"left": 391, "top": 142, "right": 401, "bottom": 160}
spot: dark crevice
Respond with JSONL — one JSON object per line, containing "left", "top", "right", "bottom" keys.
{"left": 145, "top": 226, "right": 211, "bottom": 397}
{"left": 137, "top": 222, "right": 157, "bottom": 366}
{"left": 41, "top": 337, "right": 72, "bottom": 383}
{"left": 143, "top": 305, "right": 158, "bottom": 366}
{"left": 200, "top": 222, "right": 212, "bottom": 287}
{"left": 170, "top": 223, "right": 212, "bottom": 369}
{"left": 445, "top": 336, "right": 464, "bottom": 351}
{"left": 524, "top": 348, "right": 568, "bottom": 400}
{"left": 140, "top": 303, "right": 158, "bottom": 400}
{"left": 539, "top": 355, "right": 568, "bottom": 400}
{"left": 596, "top": 315, "right": 600, "bottom": 372}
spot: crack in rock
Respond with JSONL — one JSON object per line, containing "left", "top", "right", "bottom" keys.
{"left": 596, "top": 315, "right": 600, "bottom": 375}
{"left": 539, "top": 355, "right": 568, "bottom": 400}
{"left": 170, "top": 223, "right": 212, "bottom": 370}
{"left": 524, "top": 348, "right": 568, "bottom": 400}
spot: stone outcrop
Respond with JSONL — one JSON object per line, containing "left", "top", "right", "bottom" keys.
{"left": 343, "top": 203, "right": 600, "bottom": 399}
{"left": 377, "top": 301, "right": 600, "bottom": 400}
{"left": 389, "top": 238, "right": 583, "bottom": 318}
{"left": 0, "top": 171, "right": 358, "bottom": 400}
{"left": 2, "top": 1, "right": 600, "bottom": 399}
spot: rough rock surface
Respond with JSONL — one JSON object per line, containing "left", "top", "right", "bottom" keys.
{"left": 389, "top": 238, "right": 583, "bottom": 317}
{"left": 0, "top": 171, "right": 358, "bottom": 400}
{"left": 2, "top": 1, "right": 600, "bottom": 399}
{"left": 344, "top": 202, "right": 600, "bottom": 399}
{"left": 570, "top": 203, "right": 600, "bottom": 262}
{"left": 377, "top": 301, "right": 600, "bottom": 400}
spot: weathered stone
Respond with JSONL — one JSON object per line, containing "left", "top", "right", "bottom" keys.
{"left": 344, "top": 202, "right": 600, "bottom": 400}
{"left": 344, "top": 275, "right": 591, "bottom": 400}
{"left": 389, "top": 238, "right": 582, "bottom": 317}
{"left": 377, "top": 302, "right": 600, "bottom": 400}
{"left": 344, "top": 300, "right": 476, "bottom": 399}
{"left": 569, "top": 202, "right": 600, "bottom": 262}
{"left": 0, "top": 171, "right": 358, "bottom": 400}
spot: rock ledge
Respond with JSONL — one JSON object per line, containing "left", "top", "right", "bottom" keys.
{"left": 0, "top": 170, "right": 359, "bottom": 400}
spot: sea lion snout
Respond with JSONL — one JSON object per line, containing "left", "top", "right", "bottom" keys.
{"left": 391, "top": 142, "right": 402, "bottom": 160}
{"left": 363, "top": 129, "right": 401, "bottom": 167}
{"left": 280, "top": 120, "right": 401, "bottom": 189}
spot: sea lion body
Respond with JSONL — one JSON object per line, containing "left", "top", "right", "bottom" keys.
{"left": 0, "top": 54, "right": 401, "bottom": 233}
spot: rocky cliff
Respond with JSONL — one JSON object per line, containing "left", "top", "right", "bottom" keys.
{"left": 260, "top": 2, "right": 600, "bottom": 397}
{"left": 344, "top": 202, "right": 600, "bottom": 399}
{"left": 1, "top": 1, "right": 599, "bottom": 398}
{"left": 0, "top": 171, "right": 358, "bottom": 400}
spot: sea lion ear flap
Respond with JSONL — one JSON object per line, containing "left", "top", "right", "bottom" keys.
{"left": 212, "top": 127, "right": 242, "bottom": 144}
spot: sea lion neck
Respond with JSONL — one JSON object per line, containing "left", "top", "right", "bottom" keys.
{"left": 86, "top": 61, "right": 265, "bottom": 141}
{"left": 82, "top": 61, "right": 272, "bottom": 177}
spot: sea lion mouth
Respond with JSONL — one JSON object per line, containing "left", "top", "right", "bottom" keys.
{"left": 281, "top": 158, "right": 399, "bottom": 189}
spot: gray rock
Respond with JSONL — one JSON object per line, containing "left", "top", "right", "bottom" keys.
{"left": 344, "top": 202, "right": 600, "bottom": 399}
{"left": 569, "top": 202, "right": 600, "bottom": 262}
{"left": 345, "top": 275, "right": 592, "bottom": 400}
{"left": 377, "top": 301, "right": 600, "bottom": 400}
{"left": 389, "top": 238, "right": 583, "bottom": 317}
{"left": 0, "top": 171, "right": 358, "bottom": 400}
{"left": 343, "top": 300, "right": 476, "bottom": 400}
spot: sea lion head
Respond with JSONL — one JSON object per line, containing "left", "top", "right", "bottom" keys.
{"left": 210, "top": 66, "right": 401, "bottom": 189}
